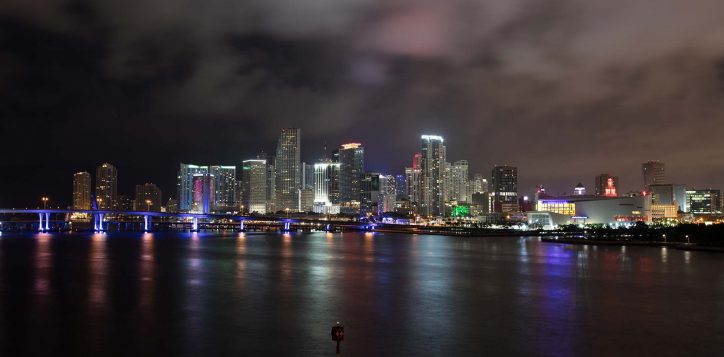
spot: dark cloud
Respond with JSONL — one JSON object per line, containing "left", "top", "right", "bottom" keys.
{"left": 2, "top": 0, "right": 724, "bottom": 206}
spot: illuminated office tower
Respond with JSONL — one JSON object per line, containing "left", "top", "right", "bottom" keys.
{"left": 379, "top": 174, "right": 397, "bottom": 214}
{"left": 395, "top": 174, "right": 407, "bottom": 199}
{"left": 192, "top": 173, "right": 215, "bottom": 214}
{"left": 210, "top": 165, "right": 237, "bottom": 212}
{"left": 451, "top": 160, "right": 470, "bottom": 202}
{"left": 313, "top": 161, "right": 341, "bottom": 214}
{"left": 338, "top": 143, "right": 365, "bottom": 203}
{"left": 594, "top": 174, "right": 619, "bottom": 197}
{"left": 361, "top": 172, "right": 381, "bottom": 215}
{"left": 242, "top": 159, "right": 267, "bottom": 214}
{"left": 95, "top": 163, "right": 117, "bottom": 209}
{"left": 686, "top": 189, "right": 720, "bottom": 215}
{"left": 642, "top": 161, "right": 665, "bottom": 190}
{"left": 405, "top": 167, "right": 421, "bottom": 205}
{"left": 275, "top": 128, "right": 301, "bottom": 212}
{"left": 420, "top": 135, "right": 446, "bottom": 217}
{"left": 491, "top": 165, "right": 518, "bottom": 213}
{"left": 650, "top": 184, "right": 687, "bottom": 212}
{"left": 302, "top": 162, "right": 315, "bottom": 189}
{"left": 133, "top": 183, "right": 162, "bottom": 211}
{"left": 72, "top": 171, "right": 92, "bottom": 210}
{"left": 177, "top": 163, "right": 209, "bottom": 212}
{"left": 471, "top": 173, "right": 488, "bottom": 193}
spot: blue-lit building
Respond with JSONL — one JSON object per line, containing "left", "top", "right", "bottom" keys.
{"left": 178, "top": 163, "right": 209, "bottom": 212}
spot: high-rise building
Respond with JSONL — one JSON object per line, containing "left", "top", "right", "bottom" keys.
{"left": 650, "top": 184, "right": 687, "bottom": 212}
{"left": 471, "top": 173, "right": 488, "bottom": 193}
{"left": 95, "top": 163, "right": 117, "bottom": 209}
{"left": 405, "top": 167, "right": 421, "bottom": 205}
{"left": 72, "top": 171, "right": 92, "bottom": 210}
{"left": 210, "top": 165, "right": 237, "bottom": 212}
{"left": 491, "top": 165, "right": 518, "bottom": 213}
{"left": 313, "top": 161, "right": 341, "bottom": 214}
{"left": 275, "top": 128, "right": 301, "bottom": 212}
{"left": 450, "top": 160, "right": 470, "bottom": 203}
{"left": 178, "top": 163, "right": 209, "bottom": 212}
{"left": 642, "top": 161, "right": 665, "bottom": 190}
{"left": 302, "top": 162, "right": 315, "bottom": 189}
{"left": 266, "top": 160, "right": 276, "bottom": 213}
{"left": 133, "top": 183, "right": 162, "bottom": 211}
{"left": 395, "top": 174, "right": 407, "bottom": 199}
{"left": 115, "top": 195, "right": 133, "bottom": 211}
{"left": 361, "top": 172, "right": 381, "bottom": 215}
{"left": 594, "top": 174, "right": 619, "bottom": 197}
{"left": 192, "top": 173, "right": 215, "bottom": 214}
{"left": 574, "top": 183, "right": 586, "bottom": 196}
{"left": 420, "top": 135, "right": 446, "bottom": 217}
{"left": 686, "top": 189, "right": 721, "bottom": 215}
{"left": 379, "top": 174, "right": 397, "bottom": 214}
{"left": 242, "top": 159, "right": 267, "bottom": 214}
{"left": 338, "top": 143, "right": 365, "bottom": 204}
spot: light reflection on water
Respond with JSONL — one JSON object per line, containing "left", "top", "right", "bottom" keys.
{"left": 0, "top": 232, "right": 721, "bottom": 356}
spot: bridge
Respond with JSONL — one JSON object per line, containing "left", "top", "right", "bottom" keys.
{"left": 0, "top": 209, "right": 366, "bottom": 233}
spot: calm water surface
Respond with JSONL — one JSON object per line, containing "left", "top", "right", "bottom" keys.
{"left": 0, "top": 231, "right": 723, "bottom": 356}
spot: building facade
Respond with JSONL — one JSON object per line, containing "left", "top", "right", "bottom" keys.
{"left": 338, "top": 143, "right": 365, "bottom": 205}
{"left": 275, "top": 128, "right": 301, "bottom": 212}
{"left": 72, "top": 171, "right": 92, "bottom": 210}
{"left": 491, "top": 165, "right": 518, "bottom": 213}
{"left": 95, "top": 163, "right": 117, "bottom": 209}
{"left": 178, "top": 163, "right": 209, "bottom": 212}
{"left": 594, "top": 174, "right": 619, "bottom": 197}
{"left": 133, "top": 183, "right": 162, "bottom": 211}
{"left": 210, "top": 165, "right": 237, "bottom": 212}
{"left": 642, "top": 160, "right": 665, "bottom": 190}
{"left": 420, "top": 135, "right": 446, "bottom": 217}
{"left": 242, "top": 159, "right": 267, "bottom": 214}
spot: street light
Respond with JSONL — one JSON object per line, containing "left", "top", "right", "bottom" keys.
{"left": 41, "top": 197, "right": 49, "bottom": 209}
{"left": 285, "top": 207, "right": 289, "bottom": 218}
{"left": 145, "top": 199, "right": 152, "bottom": 212}
{"left": 97, "top": 197, "right": 103, "bottom": 210}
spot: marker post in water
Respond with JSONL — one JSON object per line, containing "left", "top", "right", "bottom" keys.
{"left": 331, "top": 322, "right": 344, "bottom": 354}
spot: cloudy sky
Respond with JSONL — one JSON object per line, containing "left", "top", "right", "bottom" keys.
{"left": 2, "top": 0, "right": 724, "bottom": 206}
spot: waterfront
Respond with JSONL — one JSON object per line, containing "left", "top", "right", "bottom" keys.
{"left": 0, "top": 232, "right": 722, "bottom": 356}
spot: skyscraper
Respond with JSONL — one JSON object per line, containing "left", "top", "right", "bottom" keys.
{"left": 450, "top": 160, "right": 470, "bottom": 203}
{"left": 242, "top": 159, "right": 267, "bottom": 214}
{"left": 95, "top": 163, "right": 117, "bottom": 209}
{"left": 594, "top": 174, "right": 619, "bottom": 197}
{"left": 379, "top": 174, "right": 397, "bottom": 214}
{"left": 338, "top": 143, "right": 365, "bottom": 204}
{"left": 192, "top": 173, "right": 215, "bottom": 214}
{"left": 491, "top": 165, "right": 518, "bottom": 213}
{"left": 177, "top": 163, "right": 209, "bottom": 212}
{"left": 313, "top": 161, "right": 341, "bottom": 214}
{"left": 133, "top": 183, "right": 162, "bottom": 211}
{"left": 405, "top": 167, "right": 421, "bottom": 206}
{"left": 275, "top": 128, "right": 301, "bottom": 212}
{"left": 642, "top": 160, "right": 665, "bottom": 190}
{"left": 210, "top": 165, "right": 237, "bottom": 212}
{"left": 72, "top": 171, "right": 92, "bottom": 210}
{"left": 420, "top": 135, "right": 446, "bottom": 217}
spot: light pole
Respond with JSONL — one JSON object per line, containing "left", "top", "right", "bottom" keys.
{"left": 146, "top": 199, "right": 152, "bottom": 212}
{"left": 41, "top": 197, "right": 49, "bottom": 209}
{"left": 285, "top": 207, "right": 289, "bottom": 218}
{"left": 97, "top": 197, "right": 103, "bottom": 210}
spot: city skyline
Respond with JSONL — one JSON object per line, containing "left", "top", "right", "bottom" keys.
{"left": 1, "top": 128, "right": 719, "bottom": 209}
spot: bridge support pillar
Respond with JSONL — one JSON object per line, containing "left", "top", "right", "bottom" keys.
{"left": 192, "top": 217, "right": 199, "bottom": 232}
{"left": 283, "top": 221, "right": 291, "bottom": 231}
{"left": 45, "top": 213, "right": 50, "bottom": 231}
{"left": 38, "top": 213, "right": 44, "bottom": 232}
{"left": 240, "top": 220, "right": 245, "bottom": 232}
{"left": 144, "top": 215, "right": 151, "bottom": 232}
{"left": 97, "top": 214, "right": 104, "bottom": 232}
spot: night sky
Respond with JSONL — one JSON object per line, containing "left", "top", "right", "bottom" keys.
{"left": 2, "top": 0, "right": 724, "bottom": 208}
